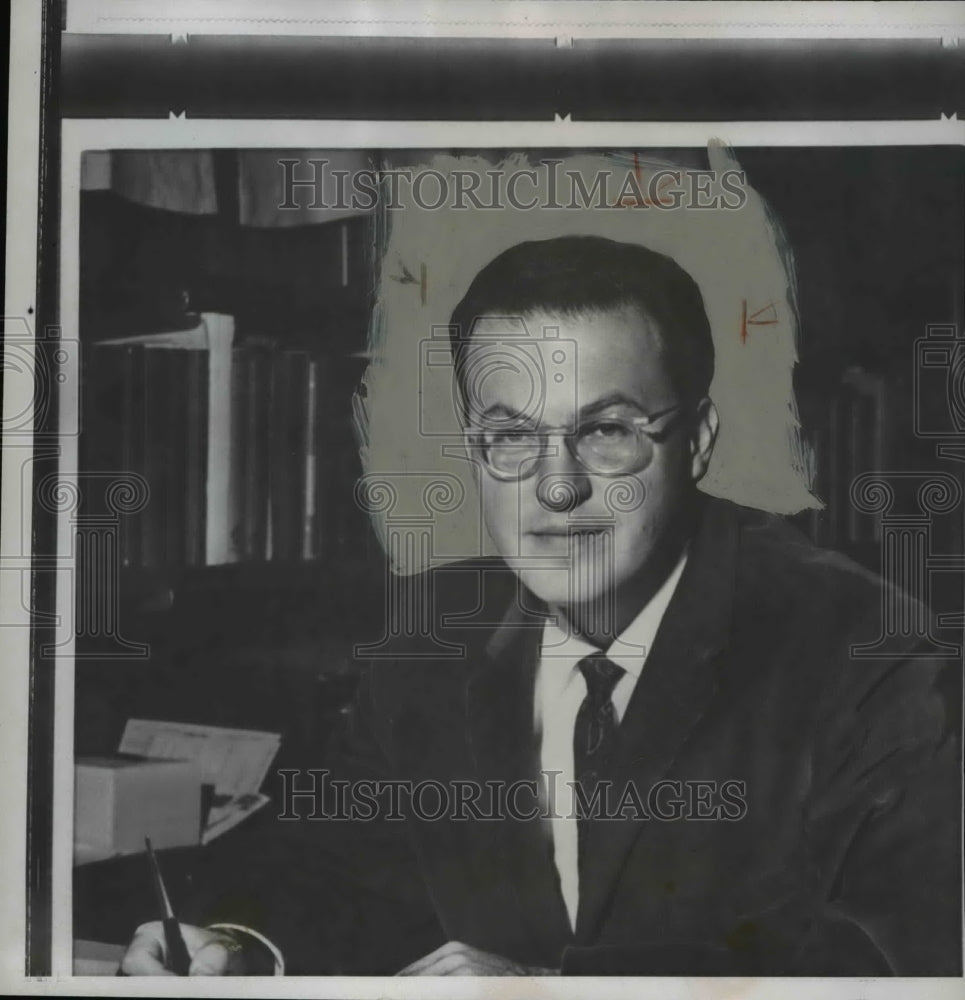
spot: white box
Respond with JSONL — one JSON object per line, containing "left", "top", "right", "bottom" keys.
{"left": 74, "top": 755, "right": 202, "bottom": 863}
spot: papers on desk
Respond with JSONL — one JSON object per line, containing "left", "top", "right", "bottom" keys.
{"left": 118, "top": 719, "right": 281, "bottom": 844}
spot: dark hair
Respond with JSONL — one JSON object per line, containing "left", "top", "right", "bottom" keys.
{"left": 448, "top": 235, "right": 714, "bottom": 410}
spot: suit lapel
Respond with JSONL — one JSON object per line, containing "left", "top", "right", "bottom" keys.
{"left": 575, "top": 497, "right": 740, "bottom": 942}
{"left": 466, "top": 583, "right": 574, "bottom": 954}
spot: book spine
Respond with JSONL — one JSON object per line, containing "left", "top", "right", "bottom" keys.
{"left": 164, "top": 349, "right": 192, "bottom": 567}
{"left": 119, "top": 345, "right": 145, "bottom": 569}
{"left": 184, "top": 350, "right": 208, "bottom": 566}
{"left": 269, "top": 352, "right": 297, "bottom": 562}
{"left": 80, "top": 345, "right": 124, "bottom": 535}
{"left": 140, "top": 347, "right": 167, "bottom": 569}
{"left": 322, "top": 356, "right": 367, "bottom": 564}
{"left": 81, "top": 343, "right": 121, "bottom": 494}
{"left": 241, "top": 348, "right": 272, "bottom": 561}
{"left": 301, "top": 357, "right": 320, "bottom": 560}
{"left": 204, "top": 315, "right": 237, "bottom": 564}
{"left": 226, "top": 348, "right": 248, "bottom": 562}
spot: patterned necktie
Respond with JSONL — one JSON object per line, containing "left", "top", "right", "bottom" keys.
{"left": 573, "top": 653, "right": 625, "bottom": 868}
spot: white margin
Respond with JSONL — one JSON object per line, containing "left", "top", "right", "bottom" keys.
{"left": 0, "top": 0, "right": 43, "bottom": 991}
{"left": 64, "top": 0, "right": 965, "bottom": 40}
{"left": 62, "top": 117, "right": 965, "bottom": 151}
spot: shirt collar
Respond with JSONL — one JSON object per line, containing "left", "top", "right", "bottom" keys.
{"left": 538, "top": 547, "right": 689, "bottom": 683}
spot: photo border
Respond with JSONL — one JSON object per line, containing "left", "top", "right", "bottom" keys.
{"left": 3, "top": 1, "right": 965, "bottom": 994}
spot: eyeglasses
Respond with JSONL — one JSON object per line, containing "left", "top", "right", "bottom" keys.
{"left": 469, "top": 402, "right": 687, "bottom": 481}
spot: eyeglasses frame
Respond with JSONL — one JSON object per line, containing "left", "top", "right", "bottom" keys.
{"left": 467, "top": 401, "right": 691, "bottom": 481}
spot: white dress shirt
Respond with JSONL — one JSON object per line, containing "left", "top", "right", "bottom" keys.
{"left": 533, "top": 550, "right": 689, "bottom": 930}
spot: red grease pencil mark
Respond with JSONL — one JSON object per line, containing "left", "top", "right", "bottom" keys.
{"left": 741, "top": 300, "right": 778, "bottom": 342}
{"left": 615, "top": 172, "right": 676, "bottom": 209}
{"left": 748, "top": 302, "right": 778, "bottom": 326}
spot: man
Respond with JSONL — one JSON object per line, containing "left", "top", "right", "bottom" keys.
{"left": 122, "top": 235, "right": 961, "bottom": 976}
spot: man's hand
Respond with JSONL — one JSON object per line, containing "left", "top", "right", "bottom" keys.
{"left": 397, "top": 941, "right": 557, "bottom": 976}
{"left": 119, "top": 921, "right": 247, "bottom": 976}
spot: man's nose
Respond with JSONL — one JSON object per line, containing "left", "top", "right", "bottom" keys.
{"left": 535, "top": 436, "right": 591, "bottom": 512}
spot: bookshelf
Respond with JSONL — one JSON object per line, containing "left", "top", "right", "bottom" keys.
{"left": 74, "top": 173, "right": 384, "bottom": 759}
{"left": 78, "top": 179, "right": 377, "bottom": 573}
{"left": 797, "top": 366, "right": 887, "bottom": 561}
{"left": 82, "top": 325, "right": 334, "bottom": 569}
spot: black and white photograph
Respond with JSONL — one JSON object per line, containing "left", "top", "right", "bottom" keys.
{"left": 2, "top": 2, "right": 965, "bottom": 995}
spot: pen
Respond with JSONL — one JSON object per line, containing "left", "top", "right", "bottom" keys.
{"left": 145, "top": 836, "right": 192, "bottom": 975}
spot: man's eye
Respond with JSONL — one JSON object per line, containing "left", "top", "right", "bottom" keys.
{"left": 582, "top": 421, "right": 631, "bottom": 442}
{"left": 484, "top": 429, "right": 538, "bottom": 446}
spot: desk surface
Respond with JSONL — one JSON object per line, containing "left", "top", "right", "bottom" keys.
{"left": 73, "top": 939, "right": 125, "bottom": 975}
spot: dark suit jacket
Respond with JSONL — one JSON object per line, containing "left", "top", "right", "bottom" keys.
{"left": 194, "top": 496, "right": 962, "bottom": 975}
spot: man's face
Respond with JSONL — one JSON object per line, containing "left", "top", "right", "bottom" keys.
{"left": 463, "top": 305, "right": 716, "bottom": 615}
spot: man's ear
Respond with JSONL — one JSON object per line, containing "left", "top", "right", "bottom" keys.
{"left": 689, "top": 398, "right": 719, "bottom": 483}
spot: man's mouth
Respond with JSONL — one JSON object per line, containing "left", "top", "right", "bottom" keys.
{"left": 527, "top": 525, "right": 610, "bottom": 538}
